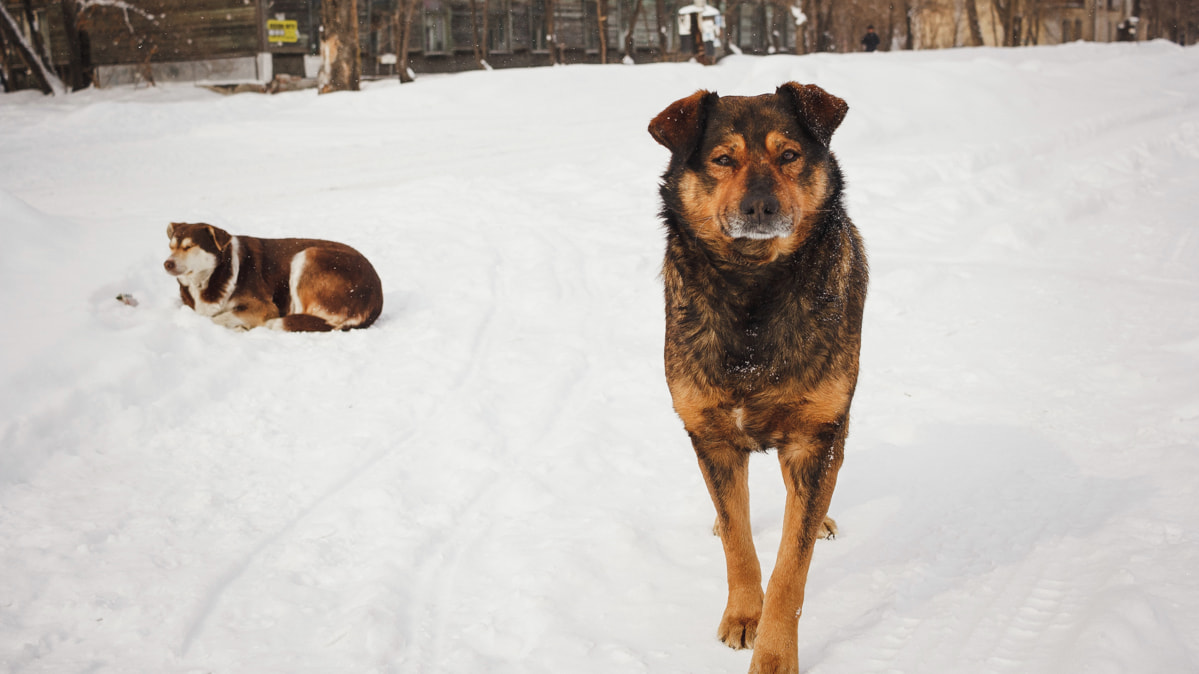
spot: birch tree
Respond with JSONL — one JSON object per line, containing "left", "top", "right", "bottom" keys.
{"left": 319, "top": 0, "right": 361, "bottom": 93}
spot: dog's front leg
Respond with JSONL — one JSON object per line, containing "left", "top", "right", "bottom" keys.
{"left": 693, "top": 437, "right": 764, "bottom": 650}
{"left": 749, "top": 425, "right": 846, "bottom": 674}
{"left": 211, "top": 310, "right": 251, "bottom": 331}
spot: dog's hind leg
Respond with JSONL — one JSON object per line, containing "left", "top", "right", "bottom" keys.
{"left": 819, "top": 516, "right": 838, "bottom": 539}
{"left": 267, "top": 314, "right": 336, "bottom": 332}
{"left": 694, "top": 441, "right": 764, "bottom": 650}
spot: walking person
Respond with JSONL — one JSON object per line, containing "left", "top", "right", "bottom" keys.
{"left": 861, "top": 25, "right": 880, "bottom": 52}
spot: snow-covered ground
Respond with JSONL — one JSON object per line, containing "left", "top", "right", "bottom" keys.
{"left": 2, "top": 41, "right": 1198, "bottom": 673}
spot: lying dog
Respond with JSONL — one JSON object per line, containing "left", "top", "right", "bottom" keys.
{"left": 163, "top": 222, "right": 383, "bottom": 332}
{"left": 649, "top": 82, "right": 867, "bottom": 673}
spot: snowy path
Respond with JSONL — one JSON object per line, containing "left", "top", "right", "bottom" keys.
{"left": 2, "top": 42, "right": 1199, "bottom": 673}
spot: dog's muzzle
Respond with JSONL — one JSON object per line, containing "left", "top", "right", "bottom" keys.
{"left": 163, "top": 258, "right": 183, "bottom": 276}
{"left": 727, "top": 192, "right": 794, "bottom": 240}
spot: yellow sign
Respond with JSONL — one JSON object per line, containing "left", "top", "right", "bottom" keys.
{"left": 267, "top": 19, "right": 299, "bottom": 44}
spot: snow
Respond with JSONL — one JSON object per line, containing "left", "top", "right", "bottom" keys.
{"left": 2, "top": 41, "right": 1199, "bottom": 673}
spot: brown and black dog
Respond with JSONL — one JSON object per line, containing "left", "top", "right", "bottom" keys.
{"left": 164, "top": 222, "right": 383, "bottom": 332}
{"left": 649, "top": 82, "right": 867, "bottom": 673}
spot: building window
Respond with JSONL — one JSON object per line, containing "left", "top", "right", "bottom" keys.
{"left": 530, "top": 0, "right": 549, "bottom": 50}
{"left": 488, "top": 0, "right": 512, "bottom": 52}
{"left": 424, "top": 1, "right": 451, "bottom": 53}
{"left": 17, "top": 8, "right": 53, "bottom": 62}
{"left": 738, "top": 1, "right": 765, "bottom": 52}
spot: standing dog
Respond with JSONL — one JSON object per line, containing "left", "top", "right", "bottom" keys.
{"left": 649, "top": 82, "right": 867, "bottom": 673}
{"left": 164, "top": 222, "right": 383, "bottom": 332}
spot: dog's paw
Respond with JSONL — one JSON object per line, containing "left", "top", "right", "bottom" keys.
{"left": 718, "top": 587, "right": 764, "bottom": 650}
{"left": 719, "top": 612, "right": 759, "bottom": 650}
{"left": 817, "top": 515, "right": 838, "bottom": 540}
{"left": 212, "top": 312, "right": 248, "bottom": 331}
{"left": 747, "top": 650, "right": 800, "bottom": 674}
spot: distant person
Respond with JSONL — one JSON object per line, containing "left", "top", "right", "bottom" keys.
{"left": 861, "top": 25, "right": 880, "bottom": 52}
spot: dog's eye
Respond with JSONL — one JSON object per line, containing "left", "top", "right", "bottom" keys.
{"left": 781, "top": 150, "right": 800, "bottom": 163}
{"left": 712, "top": 155, "right": 734, "bottom": 167}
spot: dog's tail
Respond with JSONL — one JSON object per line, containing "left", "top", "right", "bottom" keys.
{"left": 276, "top": 314, "right": 336, "bottom": 332}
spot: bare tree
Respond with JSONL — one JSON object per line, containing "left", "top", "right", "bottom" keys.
{"left": 623, "top": 0, "right": 644, "bottom": 60}
{"left": 654, "top": 0, "right": 669, "bottom": 56}
{"left": 469, "top": 0, "right": 484, "bottom": 66}
{"left": 990, "top": 0, "right": 1017, "bottom": 45}
{"left": 319, "top": 0, "right": 361, "bottom": 93}
{"left": 546, "top": 0, "right": 559, "bottom": 65}
{"left": 57, "top": 0, "right": 88, "bottom": 89}
{"left": 0, "top": 3, "right": 64, "bottom": 94}
{"left": 597, "top": 0, "right": 608, "bottom": 63}
{"left": 0, "top": 27, "right": 10, "bottom": 91}
{"left": 964, "top": 0, "right": 984, "bottom": 44}
{"left": 394, "top": 0, "right": 418, "bottom": 83}
{"left": 482, "top": 0, "right": 491, "bottom": 65}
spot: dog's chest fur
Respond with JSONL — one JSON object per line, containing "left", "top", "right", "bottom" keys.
{"left": 187, "top": 240, "right": 238, "bottom": 313}
{"left": 177, "top": 236, "right": 248, "bottom": 319}
{"left": 665, "top": 230, "right": 856, "bottom": 391}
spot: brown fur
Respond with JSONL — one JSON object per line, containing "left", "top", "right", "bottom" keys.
{"left": 164, "top": 222, "right": 383, "bottom": 332}
{"left": 649, "top": 82, "right": 867, "bottom": 673}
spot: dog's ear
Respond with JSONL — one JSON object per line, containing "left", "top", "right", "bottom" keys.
{"left": 649, "top": 90, "right": 718, "bottom": 158}
{"left": 167, "top": 222, "right": 176, "bottom": 240}
{"left": 206, "top": 224, "right": 232, "bottom": 252}
{"left": 776, "top": 82, "right": 848, "bottom": 148}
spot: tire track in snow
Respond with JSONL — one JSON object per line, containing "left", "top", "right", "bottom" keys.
{"left": 395, "top": 208, "right": 594, "bottom": 671}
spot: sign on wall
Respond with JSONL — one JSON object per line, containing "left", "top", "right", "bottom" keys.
{"left": 267, "top": 19, "right": 299, "bottom": 44}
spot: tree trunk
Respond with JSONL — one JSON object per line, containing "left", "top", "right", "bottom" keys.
{"left": 396, "top": 0, "right": 417, "bottom": 83}
{"left": 794, "top": 1, "right": 807, "bottom": 54}
{"left": 482, "top": 0, "right": 491, "bottom": 63}
{"left": 0, "top": 14, "right": 13, "bottom": 92}
{"left": 470, "top": 0, "right": 484, "bottom": 66}
{"left": 989, "top": 0, "right": 1004, "bottom": 44}
{"left": 654, "top": 0, "right": 669, "bottom": 56}
{"left": 903, "top": 0, "right": 915, "bottom": 49}
{"left": 58, "top": 0, "right": 89, "bottom": 90}
{"left": 886, "top": 0, "right": 896, "bottom": 50}
{"left": 991, "top": 0, "right": 1018, "bottom": 46}
{"left": 0, "top": 4, "right": 62, "bottom": 94}
{"left": 20, "top": 2, "right": 50, "bottom": 66}
{"left": 965, "top": 0, "right": 984, "bottom": 45}
{"left": 547, "top": 0, "right": 558, "bottom": 64}
{"left": 319, "top": 0, "right": 361, "bottom": 93}
{"left": 623, "top": 0, "right": 643, "bottom": 59}
{"left": 1005, "top": 0, "right": 1019, "bottom": 45}
{"left": 819, "top": 0, "right": 834, "bottom": 51}
{"left": 597, "top": 0, "right": 608, "bottom": 63}
{"left": 1026, "top": 0, "right": 1040, "bottom": 44}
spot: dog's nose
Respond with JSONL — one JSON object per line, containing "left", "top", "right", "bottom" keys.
{"left": 740, "top": 193, "right": 780, "bottom": 223}
{"left": 164, "top": 259, "right": 176, "bottom": 273}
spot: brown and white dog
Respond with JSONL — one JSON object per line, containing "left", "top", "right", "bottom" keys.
{"left": 164, "top": 222, "right": 383, "bottom": 332}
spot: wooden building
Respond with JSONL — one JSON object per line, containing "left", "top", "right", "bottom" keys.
{"left": 3, "top": 0, "right": 803, "bottom": 90}
{"left": 2, "top": 0, "right": 707, "bottom": 89}
{"left": 7, "top": 0, "right": 1188, "bottom": 92}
